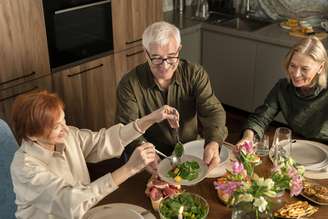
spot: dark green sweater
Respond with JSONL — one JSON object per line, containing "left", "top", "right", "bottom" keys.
{"left": 245, "top": 78, "right": 328, "bottom": 143}
{"left": 115, "top": 60, "right": 228, "bottom": 155}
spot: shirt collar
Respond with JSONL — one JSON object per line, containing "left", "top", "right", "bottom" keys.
{"left": 21, "top": 139, "right": 66, "bottom": 165}
{"left": 141, "top": 62, "right": 183, "bottom": 90}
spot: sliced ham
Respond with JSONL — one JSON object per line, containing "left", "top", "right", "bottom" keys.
{"left": 149, "top": 187, "right": 163, "bottom": 201}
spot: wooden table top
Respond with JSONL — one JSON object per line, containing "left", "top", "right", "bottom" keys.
{"left": 97, "top": 156, "right": 328, "bottom": 219}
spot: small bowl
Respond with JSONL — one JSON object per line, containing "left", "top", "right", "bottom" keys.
{"left": 159, "top": 192, "right": 209, "bottom": 219}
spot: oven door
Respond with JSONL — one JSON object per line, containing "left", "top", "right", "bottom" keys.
{"left": 43, "top": 0, "right": 113, "bottom": 69}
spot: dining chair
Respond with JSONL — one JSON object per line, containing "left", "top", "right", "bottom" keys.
{"left": 0, "top": 119, "right": 18, "bottom": 219}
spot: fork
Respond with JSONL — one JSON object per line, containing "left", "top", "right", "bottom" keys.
{"left": 174, "top": 127, "right": 182, "bottom": 144}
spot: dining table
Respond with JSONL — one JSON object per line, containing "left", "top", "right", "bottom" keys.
{"left": 96, "top": 155, "right": 328, "bottom": 219}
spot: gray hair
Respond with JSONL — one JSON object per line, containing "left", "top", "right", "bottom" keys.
{"left": 284, "top": 36, "right": 328, "bottom": 89}
{"left": 142, "top": 21, "right": 181, "bottom": 51}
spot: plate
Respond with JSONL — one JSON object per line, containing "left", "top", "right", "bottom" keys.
{"left": 83, "top": 203, "right": 156, "bottom": 219}
{"left": 300, "top": 192, "right": 328, "bottom": 206}
{"left": 289, "top": 140, "right": 328, "bottom": 170}
{"left": 183, "top": 139, "right": 230, "bottom": 178}
{"left": 158, "top": 154, "right": 208, "bottom": 186}
{"left": 269, "top": 140, "right": 328, "bottom": 171}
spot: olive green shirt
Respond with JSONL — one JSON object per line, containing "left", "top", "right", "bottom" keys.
{"left": 115, "top": 60, "right": 228, "bottom": 155}
{"left": 245, "top": 78, "right": 328, "bottom": 143}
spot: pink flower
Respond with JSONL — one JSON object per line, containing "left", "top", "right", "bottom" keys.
{"left": 232, "top": 161, "right": 244, "bottom": 174}
{"left": 290, "top": 175, "right": 303, "bottom": 196}
{"left": 214, "top": 181, "right": 243, "bottom": 195}
{"left": 242, "top": 141, "right": 254, "bottom": 153}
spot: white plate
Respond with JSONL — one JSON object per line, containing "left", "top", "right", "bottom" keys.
{"left": 289, "top": 140, "right": 328, "bottom": 170}
{"left": 183, "top": 139, "right": 230, "bottom": 178}
{"left": 269, "top": 140, "right": 328, "bottom": 171}
{"left": 158, "top": 154, "right": 208, "bottom": 186}
{"left": 83, "top": 203, "right": 156, "bottom": 219}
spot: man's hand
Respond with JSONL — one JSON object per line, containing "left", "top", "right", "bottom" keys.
{"left": 203, "top": 141, "right": 220, "bottom": 172}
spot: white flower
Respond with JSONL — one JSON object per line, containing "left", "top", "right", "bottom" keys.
{"left": 237, "top": 194, "right": 254, "bottom": 203}
{"left": 256, "top": 178, "right": 274, "bottom": 190}
{"left": 253, "top": 196, "right": 268, "bottom": 213}
{"left": 297, "top": 165, "right": 305, "bottom": 175}
{"left": 264, "top": 190, "right": 277, "bottom": 198}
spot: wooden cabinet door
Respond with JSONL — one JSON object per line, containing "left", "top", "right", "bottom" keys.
{"left": 112, "top": 0, "right": 163, "bottom": 52}
{"left": 202, "top": 31, "right": 256, "bottom": 112}
{"left": 114, "top": 45, "right": 146, "bottom": 84}
{"left": 53, "top": 55, "right": 116, "bottom": 131}
{"left": 81, "top": 56, "right": 116, "bottom": 129}
{"left": 0, "top": 0, "right": 50, "bottom": 88}
{"left": 0, "top": 75, "right": 53, "bottom": 124}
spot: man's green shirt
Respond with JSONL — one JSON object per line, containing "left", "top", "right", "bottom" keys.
{"left": 116, "top": 60, "right": 228, "bottom": 155}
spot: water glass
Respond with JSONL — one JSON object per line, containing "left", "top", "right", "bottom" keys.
{"left": 254, "top": 134, "right": 269, "bottom": 156}
{"left": 271, "top": 127, "right": 292, "bottom": 163}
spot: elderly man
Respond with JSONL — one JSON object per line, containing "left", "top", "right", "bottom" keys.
{"left": 115, "top": 21, "right": 228, "bottom": 172}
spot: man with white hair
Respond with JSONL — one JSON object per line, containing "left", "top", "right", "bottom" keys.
{"left": 115, "top": 21, "right": 228, "bottom": 172}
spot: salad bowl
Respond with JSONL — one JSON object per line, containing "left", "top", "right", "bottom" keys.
{"left": 159, "top": 192, "right": 209, "bottom": 219}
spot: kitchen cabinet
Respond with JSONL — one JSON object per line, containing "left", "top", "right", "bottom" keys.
{"left": 180, "top": 30, "right": 202, "bottom": 64}
{"left": 0, "top": 0, "right": 50, "bottom": 89}
{"left": 253, "top": 43, "right": 289, "bottom": 123}
{"left": 53, "top": 55, "right": 116, "bottom": 131}
{"left": 0, "top": 75, "right": 53, "bottom": 124}
{"left": 111, "top": 0, "right": 163, "bottom": 52}
{"left": 202, "top": 30, "right": 256, "bottom": 112}
{"left": 114, "top": 45, "right": 146, "bottom": 84}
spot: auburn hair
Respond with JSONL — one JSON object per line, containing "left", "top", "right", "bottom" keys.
{"left": 11, "top": 90, "right": 64, "bottom": 143}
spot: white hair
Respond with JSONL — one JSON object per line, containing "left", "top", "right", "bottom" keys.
{"left": 142, "top": 21, "right": 181, "bottom": 51}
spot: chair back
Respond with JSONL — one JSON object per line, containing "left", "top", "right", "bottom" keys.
{"left": 0, "top": 119, "right": 18, "bottom": 219}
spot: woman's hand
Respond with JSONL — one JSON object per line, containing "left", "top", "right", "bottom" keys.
{"left": 135, "top": 105, "right": 180, "bottom": 133}
{"left": 151, "top": 105, "right": 179, "bottom": 128}
{"left": 126, "top": 142, "right": 156, "bottom": 175}
{"left": 236, "top": 129, "right": 254, "bottom": 146}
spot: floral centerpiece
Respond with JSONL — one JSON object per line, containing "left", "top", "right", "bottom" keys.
{"left": 214, "top": 141, "right": 304, "bottom": 218}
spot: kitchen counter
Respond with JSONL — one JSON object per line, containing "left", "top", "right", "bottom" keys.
{"left": 165, "top": 8, "right": 327, "bottom": 48}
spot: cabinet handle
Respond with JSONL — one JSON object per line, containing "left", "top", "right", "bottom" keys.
{"left": 55, "top": 0, "right": 111, "bottom": 15}
{"left": 126, "top": 50, "right": 144, "bottom": 57}
{"left": 0, "top": 86, "right": 38, "bottom": 102}
{"left": 67, "top": 64, "right": 103, "bottom": 78}
{"left": 126, "top": 39, "right": 142, "bottom": 45}
{"left": 0, "top": 72, "right": 36, "bottom": 86}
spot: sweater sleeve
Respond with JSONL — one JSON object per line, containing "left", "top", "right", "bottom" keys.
{"left": 244, "top": 80, "right": 283, "bottom": 138}
{"left": 11, "top": 157, "right": 118, "bottom": 219}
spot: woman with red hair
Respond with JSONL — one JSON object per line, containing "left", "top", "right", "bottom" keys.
{"left": 10, "top": 90, "right": 179, "bottom": 219}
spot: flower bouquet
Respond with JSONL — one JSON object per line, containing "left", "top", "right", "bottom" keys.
{"left": 214, "top": 141, "right": 304, "bottom": 218}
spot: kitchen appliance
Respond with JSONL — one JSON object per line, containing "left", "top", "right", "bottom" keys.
{"left": 208, "top": 0, "right": 235, "bottom": 15}
{"left": 42, "top": 0, "right": 113, "bottom": 69}
{"left": 193, "top": 0, "right": 210, "bottom": 21}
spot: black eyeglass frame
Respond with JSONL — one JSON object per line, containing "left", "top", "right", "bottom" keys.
{"left": 145, "top": 48, "right": 180, "bottom": 65}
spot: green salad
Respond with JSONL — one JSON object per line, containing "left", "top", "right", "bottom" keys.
{"left": 174, "top": 142, "right": 184, "bottom": 158}
{"left": 159, "top": 192, "right": 208, "bottom": 219}
{"left": 168, "top": 160, "right": 200, "bottom": 182}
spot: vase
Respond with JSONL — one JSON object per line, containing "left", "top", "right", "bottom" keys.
{"left": 231, "top": 202, "right": 272, "bottom": 219}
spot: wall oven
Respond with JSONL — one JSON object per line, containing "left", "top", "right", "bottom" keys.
{"left": 42, "top": 0, "right": 113, "bottom": 69}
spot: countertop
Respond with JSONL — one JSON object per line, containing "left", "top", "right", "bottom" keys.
{"left": 164, "top": 8, "right": 328, "bottom": 48}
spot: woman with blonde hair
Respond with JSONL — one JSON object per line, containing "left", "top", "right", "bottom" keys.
{"left": 238, "top": 36, "right": 328, "bottom": 145}
{"left": 10, "top": 90, "right": 179, "bottom": 219}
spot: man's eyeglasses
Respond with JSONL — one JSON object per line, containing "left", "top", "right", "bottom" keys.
{"left": 146, "top": 49, "right": 180, "bottom": 65}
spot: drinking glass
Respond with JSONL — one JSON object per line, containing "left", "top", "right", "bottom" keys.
{"left": 254, "top": 134, "right": 269, "bottom": 156}
{"left": 270, "top": 127, "right": 292, "bottom": 164}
